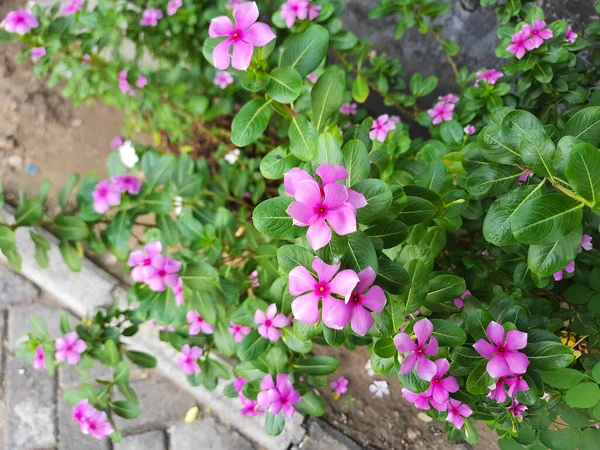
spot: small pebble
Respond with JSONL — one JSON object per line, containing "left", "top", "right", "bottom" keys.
{"left": 8, "top": 154, "right": 23, "bottom": 169}
{"left": 18, "top": 368, "right": 25, "bottom": 375}
{"left": 417, "top": 412, "right": 432, "bottom": 423}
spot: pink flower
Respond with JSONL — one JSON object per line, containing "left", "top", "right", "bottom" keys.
{"left": 370, "top": 114, "right": 397, "bottom": 142}
{"left": 306, "top": 72, "right": 318, "bottom": 83}
{"left": 473, "top": 321, "right": 529, "bottom": 378}
{"left": 517, "top": 167, "right": 534, "bottom": 184}
{"left": 234, "top": 376, "right": 247, "bottom": 393}
{"left": 439, "top": 94, "right": 459, "bottom": 104}
{"left": 127, "top": 241, "right": 163, "bottom": 283}
{"left": 308, "top": 2, "right": 321, "bottom": 20}
{"left": 402, "top": 388, "right": 434, "bottom": 410}
{"left": 464, "top": 125, "right": 476, "bottom": 135}
{"left": 178, "top": 344, "right": 202, "bottom": 375}
{"left": 136, "top": 75, "right": 147, "bottom": 88}
{"left": 507, "top": 400, "right": 527, "bottom": 419}
{"left": 248, "top": 270, "right": 260, "bottom": 288}
{"left": 565, "top": 26, "right": 577, "bottom": 44}
{"left": 60, "top": 0, "right": 84, "bottom": 16}
{"left": 81, "top": 54, "right": 91, "bottom": 64}
{"left": 140, "top": 8, "right": 163, "bottom": 27}
{"left": 110, "top": 136, "right": 123, "bottom": 149}
{"left": 330, "top": 376, "right": 348, "bottom": 396}
{"left": 214, "top": 70, "right": 234, "bottom": 89}
{"left": 522, "top": 20, "right": 553, "bottom": 49}
{"left": 281, "top": 0, "right": 309, "bottom": 28}
{"left": 172, "top": 277, "right": 184, "bottom": 306}
{"left": 453, "top": 289, "right": 471, "bottom": 309}
{"left": 167, "top": 0, "right": 182, "bottom": 16}
{"left": 65, "top": 71, "right": 73, "bottom": 79}
{"left": 72, "top": 399, "right": 95, "bottom": 426}
{"left": 187, "top": 310, "right": 214, "bottom": 335}
{"left": 427, "top": 359, "right": 459, "bottom": 404}
{"left": 143, "top": 255, "right": 182, "bottom": 292}
{"left": 289, "top": 257, "right": 359, "bottom": 328}
{"left": 339, "top": 103, "right": 358, "bottom": 116}
{"left": 229, "top": 321, "right": 251, "bottom": 342}
{"left": 506, "top": 373, "right": 530, "bottom": 397}
{"left": 1, "top": 9, "right": 39, "bottom": 34}
{"left": 240, "top": 395, "right": 265, "bottom": 416}
{"left": 83, "top": 410, "right": 114, "bottom": 439}
{"left": 208, "top": 2, "right": 276, "bottom": 71}
{"left": 31, "top": 47, "right": 46, "bottom": 63}
{"left": 254, "top": 303, "right": 288, "bottom": 341}
{"left": 446, "top": 399, "right": 472, "bottom": 429}
{"left": 344, "top": 267, "right": 386, "bottom": 335}
{"left": 488, "top": 377, "right": 509, "bottom": 403}
{"left": 151, "top": 319, "right": 174, "bottom": 331}
{"left": 507, "top": 30, "right": 535, "bottom": 59}
{"left": 428, "top": 101, "right": 454, "bottom": 125}
{"left": 394, "top": 318, "right": 439, "bottom": 381}
{"left": 257, "top": 374, "right": 301, "bottom": 419}
{"left": 475, "top": 69, "right": 503, "bottom": 86}
{"left": 580, "top": 234, "right": 593, "bottom": 252}
{"left": 113, "top": 174, "right": 141, "bottom": 195}
{"left": 55, "top": 331, "right": 87, "bottom": 365}
{"left": 33, "top": 344, "right": 46, "bottom": 370}
{"left": 553, "top": 260, "right": 575, "bottom": 281}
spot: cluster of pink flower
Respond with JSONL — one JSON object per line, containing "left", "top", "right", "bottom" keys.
{"left": 339, "top": 102, "right": 358, "bottom": 116}
{"left": 92, "top": 175, "right": 141, "bottom": 213}
{"left": 370, "top": 114, "right": 400, "bottom": 142}
{"left": 127, "top": 242, "right": 184, "bottom": 304}
{"left": 1, "top": 9, "right": 38, "bottom": 35}
{"left": 209, "top": 2, "right": 276, "bottom": 71}
{"left": 289, "top": 258, "right": 386, "bottom": 336}
{"left": 507, "top": 20, "right": 553, "bottom": 59}
{"left": 553, "top": 234, "right": 593, "bottom": 281}
{"left": 234, "top": 377, "right": 265, "bottom": 416}
{"left": 427, "top": 94, "right": 458, "bottom": 125}
{"left": 281, "top": 0, "right": 321, "bottom": 29}
{"left": 330, "top": 376, "right": 349, "bottom": 398}
{"left": 284, "top": 164, "right": 366, "bottom": 250}
{"left": 118, "top": 70, "right": 147, "bottom": 96}
{"left": 257, "top": 374, "right": 301, "bottom": 419}
{"left": 72, "top": 400, "right": 114, "bottom": 439}
{"left": 140, "top": 8, "right": 162, "bottom": 27}
{"left": 60, "top": 0, "right": 84, "bottom": 17}
{"left": 178, "top": 344, "right": 202, "bottom": 375}
{"left": 475, "top": 68, "right": 503, "bottom": 86}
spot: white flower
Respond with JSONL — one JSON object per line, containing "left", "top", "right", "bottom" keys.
{"left": 224, "top": 148, "right": 240, "bottom": 165}
{"left": 365, "top": 359, "right": 375, "bottom": 376}
{"left": 118, "top": 140, "right": 139, "bottom": 168}
{"left": 174, "top": 196, "right": 183, "bottom": 217}
{"left": 369, "top": 380, "right": 389, "bottom": 398}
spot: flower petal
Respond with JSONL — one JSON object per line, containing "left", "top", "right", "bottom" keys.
{"left": 328, "top": 269, "right": 359, "bottom": 299}
{"left": 394, "top": 332, "right": 416, "bottom": 353}
{"left": 486, "top": 321, "right": 505, "bottom": 347}
{"left": 266, "top": 303, "right": 277, "bottom": 319}
{"left": 291, "top": 293, "right": 320, "bottom": 324}
{"left": 233, "top": 1, "right": 259, "bottom": 30}
{"left": 416, "top": 356, "right": 437, "bottom": 381}
{"left": 504, "top": 352, "right": 530, "bottom": 374}
{"left": 231, "top": 41, "right": 254, "bottom": 71}
{"left": 312, "top": 257, "right": 340, "bottom": 283}
{"left": 295, "top": 179, "right": 323, "bottom": 206}
{"left": 284, "top": 168, "right": 313, "bottom": 196}
{"left": 473, "top": 339, "right": 496, "bottom": 358}
{"left": 271, "top": 313, "right": 288, "bottom": 328}
{"left": 347, "top": 189, "right": 367, "bottom": 209}
{"left": 356, "top": 267, "right": 377, "bottom": 293}
{"left": 413, "top": 318, "right": 433, "bottom": 344}
{"left": 287, "top": 201, "right": 317, "bottom": 226}
{"left": 504, "top": 330, "right": 528, "bottom": 351}
{"left": 360, "top": 286, "right": 386, "bottom": 312}
{"left": 322, "top": 297, "right": 352, "bottom": 330}
{"left": 325, "top": 205, "right": 357, "bottom": 236}
{"left": 306, "top": 218, "right": 332, "bottom": 250}
{"left": 399, "top": 352, "right": 417, "bottom": 374}
{"left": 288, "top": 265, "right": 315, "bottom": 295}
{"left": 208, "top": 15, "right": 234, "bottom": 38}
{"left": 487, "top": 355, "right": 511, "bottom": 378}
{"left": 350, "top": 305, "right": 373, "bottom": 336}
{"left": 244, "top": 22, "right": 275, "bottom": 47}
{"left": 323, "top": 183, "right": 349, "bottom": 209}
{"left": 316, "top": 164, "right": 348, "bottom": 185}
{"left": 213, "top": 39, "right": 232, "bottom": 70}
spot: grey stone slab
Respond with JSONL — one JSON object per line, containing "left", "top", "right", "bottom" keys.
{"left": 169, "top": 417, "right": 254, "bottom": 450}
{"left": 113, "top": 375, "right": 196, "bottom": 435}
{"left": 59, "top": 360, "right": 116, "bottom": 389}
{"left": 302, "top": 420, "right": 363, "bottom": 450}
{"left": 0, "top": 267, "right": 39, "bottom": 306}
{"left": 57, "top": 396, "right": 110, "bottom": 450}
{"left": 115, "top": 430, "right": 166, "bottom": 450}
{"left": 8, "top": 300, "right": 64, "bottom": 346}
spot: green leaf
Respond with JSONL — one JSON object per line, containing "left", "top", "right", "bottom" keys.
{"left": 364, "top": 221, "right": 408, "bottom": 248}
{"left": 323, "top": 326, "right": 347, "bottom": 347}
{"left": 265, "top": 412, "right": 285, "bottom": 436}
{"left": 184, "top": 96, "right": 209, "bottom": 116}
{"left": 430, "top": 319, "right": 467, "bottom": 346}
{"left": 156, "top": 214, "right": 179, "bottom": 246}
{"left": 295, "top": 391, "right": 325, "bottom": 416}
{"left": 238, "top": 330, "right": 268, "bottom": 361}
{"left": 110, "top": 401, "right": 141, "bottom": 419}
{"left": 181, "top": 261, "right": 219, "bottom": 290}
{"left": 533, "top": 62, "right": 553, "bottom": 83}
{"left": 105, "top": 210, "right": 132, "bottom": 251}
{"left": 565, "top": 382, "right": 600, "bottom": 408}
{"left": 241, "top": 72, "right": 270, "bottom": 92}
{"left": 440, "top": 120, "right": 463, "bottom": 145}
{"left": 511, "top": 194, "right": 583, "bottom": 245}
{"left": 467, "top": 360, "right": 493, "bottom": 394}
{"left": 343, "top": 231, "right": 378, "bottom": 273}
{"left": 281, "top": 327, "right": 312, "bottom": 353}
{"left": 398, "top": 369, "right": 430, "bottom": 393}
{"left": 288, "top": 115, "right": 318, "bottom": 161}
{"left": 353, "top": 179, "right": 393, "bottom": 224}
{"left": 277, "top": 245, "right": 315, "bottom": 275}
{"left": 501, "top": 110, "right": 544, "bottom": 154}
{"left": 343, "top": 140, "right": 370, "bottom": 187}
{"left": 30, "top": 232, "right": 50, "bottom": 269}
{"left": 311, "top": 67, "right": 345, "bottom": 132}
{"left": 252, "top": 197, "right": 302, "bottom": 240}
{"left": 374, "top": 337, "right": 397, "bottom": 358}
{"left": 15, "top": 198, "right": 42, "bottom": 226}
{"left": 231, "top": 99, "right": 273, "bottom": 147}
{"left": 376, "top": 258, "right": 410, "bottom": 294}
{"left": 265, "top": 347, "right": 289, "bottom": 374}
{"left": 478, "top": 124, "right": 521, "bottom": 164}
{"left": 279, "top": 24, "right": 329, "bottom": 77}
{"left": 0, "top": 226, "right": 16, "bottom": 251}
{"left": 260, "top": 146, "right": 301, "bottom": 180}
{"left": 525, "top": 341, "right": 575, "bottom": 370}
{"left": 142, "top": 153, "right": 175, "bottom": 190}
{"left": 566, "top": 143, "right": 600, "bottom": 206}
{"left": 540, "top": 429, "right": 582, "bottom": 450}
{"left": 425, "top": 275, "right": 466, "bottom": 304}
{"left": 528, "top": 226, "right": 582, "bottom": 277}
{"left": 172, "top": 154, "right": 204, "bottom": 197}
{"left": 98, "top": 340, "right": 121, "bottom": 367}
{"left": 351, "top": 75, "right": 369, "bottom": 103}
{"left": 316, "top": 132, "right": 344, "bottom": 165}
{"left": 466, "top": 309, "right": 493, "bottom": 341}
{"left": 465, "top": 165, "right": 522, "bottom": 199}
{"left": 58, "top": 174, "right": 81, "bottom": 209}
{"left": 267, "top": 67, "right": 302, "bottom": 103}
{"left": 562, "top": 106, "right": 600, "bottom": 146}
{"left": 520, "top": 130, "right": 556, "bottom": 176}
{"left": 189, "top": 291, "right": 217, "bottom": 323}
{"left": 393, "top": 260, "right": 429, "bottom": 325}
{"left": 30, "top": 316, "right": 50, "bottom": 339}
{"left": 293, "top": 356, "right": 339, "bottom": 375}
{"left": 539, "top": 368, "right": 585, "bottom": 389}
{"left": 59, "top": 241, "right": 82, "bottom": 272}
{"left": 140, "top": 192, "right": 172, "bottom": 214}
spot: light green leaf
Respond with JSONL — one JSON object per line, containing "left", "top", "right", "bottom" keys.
{"left": 288, "top": 115, "right": 318, "bottom": 161}
{"left": 267, "top": 67, "right": 302, "bottom": 103}
{"left": 520, "top": 129, "right": 556, "bottom": 176}
{"left": 231, "top": 99, "right": 273, "bottom": 147}
{"left": 566, "top": 143, "right": 600, "bottom": 206}
{"left": 279, "top": 24, "right": 329, "bottom": 77}
{"left": 311, "top": 68, "right": 345, "bottom": 131}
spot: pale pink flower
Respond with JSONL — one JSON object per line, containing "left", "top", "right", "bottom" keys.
{"left": 306, "top": 72, "right": 318, "bottom": 83}
{"left": 31, "top": 47, "right": 45, "bottom": 63}
{"left": 83, "top": 409, "right": 114, "bottom": 439}
{"left": 135, "top": 75, "right": 147, "bottom": 88}
{"left": 33, "top": 344, "right": 46, "bottom": 370}
{"left": 208, "top": 2, "right": 276, "bottom": 71}
{"left": 507, "top": 400, "right": 527, "bottom": 419}
{"left": 464, "top": 125, "right": 476, "bottom": 135}
{"left": 229, "top": 321, "right": 251, "bottom": 342}
{"left": 368, "top": 50, "right": 377, "bottom": 58}
{"left": 330, "top": 376, "right": 348, "bottom": 396}
{"left": 257, "top": 374, "right": 300, "bottom": 419}
{"left": 1, "top": 9, "right": 39, "bottom": 34}
{"left": 453, "top": 289, "right": 471, "bottom": 308}
{"left": 113, "top": 174, "right": 141, "bottom": 195}
{"left": 226, "top": 0, "right": 243, "bottom": 9}
{"left": 394, "top": 318, "right": 439, "bottom": 381}
{"left": 446, "top": 399, "right": 472, "bottom": 429}
{"left": 214, "top": 70, "right": 234, "bottom": 89}
{"left": 475, "top": 68, "right": 503, "bottom": 86}
{"left": 178, "top": 344, "right": 202, "bottom": 375}
{"left": 172, "top": 277, "right": 184, "bottom": 306}
{"left": 473, "top": 321, "right": 529, "bottom": 378}
{"left": 127, "top": 241, "right": 163, "bottom": 283}
{"left": 522, "top": 20, "right": 553, "bottom": 49}
{"left": 167, "top": 0, "right": 182, "bottom": 16}
{"left": 248, "top": 270, "right": 260, "bottom": 288}
{"left": 140, "top": 8, "right": 163, "bottom": 27}
{"left": 580, "top": 234, "right": 593, "bottom": 252}
{"left": 553, "top": 260, "right": 575, "bottom": 281}
{"left": 110, "top": 136, "right": 123, "bottom": 149}
{"left": 65, "top": 70, "right": 73, "bottom": 78}
{"left": 81, "top": 54, "right": 91, "bottom": 64}
{"left": 92, "top": 180, "right": 121, "bottom": 213}
{"left": 506, "top": 373, "right": 530, "bottom": 397}
{"left": 143, "top": 255, "right": 182, "bottom": 292}
{"left": 428, "top": 101, "right": 454, "bottom": 125}
{"left": 365, "top": 359, "right": 375, "bottom": 376}
{"left": 516, "top": 167, "right": 533, "bottom": 184}
{"left": 565, "top": 26, "right": 577, "bottom": 44}
{"left": 187, "top": 310, "right": 214, "bottom": 335}
{"left": 254, "top": 303, "right": 288, "bottom": 341}
{"left": 60, "top": 0, "right": 84, "bottom": 16}
{"left": 370, "top": 114, "right": 397, "bottom": 142}
{"left": 289, "top": 257, "right": 359, "bottom": 328}
{"left": 339, "top": 102, "right": 358, "bottom": 115}
{"left": 439, "top": 94, "right": 459, "bottom": 104}
{"left": 488, "top": 377, "right": 509, "bottom": 403}
{"left": 507, "top": 30, "right": 535, "bottom": 59}
{"left": 307, "top": 2, "right": 321, "bottom": 20}
{"left": 55, "top": 331, "right": 87, "bottom": 365}
{"left": 281, "top": 0, "right": 309, "bottom": 28}
{"left": 344, "top": 267, "right": 387, "bottom": 336}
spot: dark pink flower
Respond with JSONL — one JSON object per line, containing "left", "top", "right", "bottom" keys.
{"left": 345, "top": 267, "right": 387, "bottom": 336}
{"left": 128, "top": 241, "right": 163, "bottom": 283}
{"left": 143, "top": 255, "right": 182, "bottom": 292}
{"left": 427, "top": 359, "right": 459, "bottom": 404}
{"left": 339, "top": 103, "right": 358, "bottom": 115}
{"left": 428, "top": 101, "right": 454, "bottom": 125}
{"left": 473, "top": 321, "right": 529, "bottom": 378}
{"left": 83, "top": 409, "right": 114, "bottom": 439}
{"left": 370, "top": 114, "right": 397, "bottom": 142}
{"left": 507, "top": 30, "right": 535, "bottom": 59}
{"left": 306, "top": 72, "right": 318, "bottom": 83}
{"left": 506, "top": 373, "right": 530, "bottom": 397}
{"left": 475, "top": 69, "right": 503, "bottom": 86}
{"left": 281, "top": 0, "right": 309, "bottom": 28}
{"left": 72, "top": 399, "right": 95, "bottom": 425}
{"left": 257, "top": 374, "right": 301, "bottom": 419}
{"left": 2, "top": 9, "right": 39, "bottom": 34}
{"left": 136, "top": 75, "right": 147, "bottom": 88}
{"left": 517, "top": 167, "right": 534, "bottom": 184}
{"left": 187, "top": 310, "right": 214, "bottom": 335}
{"left": 507, "top": 400, "right": 527, "bottom": 419}
{"left": 140, "top": 8, "right": 163, "bottom": 27}
{"left": 248, "top": 270, "right": 260, "bottom": 288}
{"left": 240, "top": 394, "right": 265, "bottom": 416}
{"left": 522, "top": 20, "right": 553, "bottom": 49}
{"left": 464, "top": 125, "right": 476, "bottom": 135}
{"left": 167, "top": 0, "right": 182, "bottom": 16}
{"left": 254, "top": 303, "right": 288, "bottom": 341}
{"left": 289, "top": 257, "right": 359, "bottom": 328}
{"left": 208, "top": 2, "right": 276, "bottom": 71}
{"left": 453, "top": 289, "right": 471, "bottom": 309}
{"left": 394, "top": 318, "right": 439, "bottom": 381}
{"left": 446, "top": 399, "right": 472, "bottom": 429}
{"left": 330, "top": 376, "right": 349, "bottom": 396}
{"left": 488, "top": 377, "right": 508, "bottom": 403}
{"left": 55, "top": 331, "right": 87, "bottom": 365}
{"left": 178, "top": 344, "right": 202, "bottom": 375}
{"left": 113, "top": 174, "right": 141, "bottom": 195}
{"left": 307, "top": 2, "right": 321, "bottom": 20}
{"left": 31, "top": 47, "right": 45, "bottom": 63}
{"left": 92, "top": 180, "right": 121, "bottom": 213}
{"left": 565, "top": 26, "right": 577, "bottom": 44}
{"left": 229, "top": 321, "right": 251, "bottom": 342}
{"left": 553, "top": 260, "right": 575, "bottom": 281}
{"left": 33, "top": 344, "right": 46, "bottom": 370}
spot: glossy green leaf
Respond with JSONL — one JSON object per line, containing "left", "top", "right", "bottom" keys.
{"left": 267, "top": 67, "right": 302, "bottom": 103}
{"left": 231, "top": 99, "right": 273, "bottom": 147}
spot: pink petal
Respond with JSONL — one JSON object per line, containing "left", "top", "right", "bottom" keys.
{"left": 356, "top": 267, "right": 377, "bottom": 293}
{"left": 413, "top": 318, "right": 433, "bottom": 344}
{"left": 486, "top": 321, "right": 505, "bottom": 347}
{"left": 416, "top": 356, "right": 437, "bottom": 381}
{"left": 441, "top": 376, "right": 459, "bottom": 393}
{"left": 287, "top": 201, "right": 317, "bottom": 226}
{"left": 434, "top": 358, "right": 449, "bottom": 377}
{"left": 504, "top": 330, "right": 527, "bottom": 351}
{"left": 284, "top": 168, "right": 313, "bottom": 196}
{"left": 504, "top": 352, "right": 530, "bottom": 374}
{"left": 244, "top": 22, "right": 275, "bottom": 46}
{"left": 486, "top": 355, "right": 511, "bottom": 378}
{"left": 473, "top": 339, "right": 495, "bottom": 358}
{"left": 328, "top": 269, "right": 360, "bottom": 299}
{"left": 267, "top": 327, "right": 281, "bottom": 341}
{"left": 316, "top": 164, "right": 348, "bottom": 185}
{"left": 291, "top": 293, "right": 320, "bottom": 324}
{"left": 424, "top": 337, "right": 438, "bottom": 356}
{"left": 254, "top": 309, "right": 266, "bottom": 324}
{"left": 67, "top": 351, "right": 81, "bottom": 365}
{"left": 306, "top": 218, "right": 332, "bottom": 250}
{"left": 260, "top": 374, "right": 275, "bottom": 390}
{"left": 457, "top": 404, "right": 472, "bottom": 417}
{"left": 271, "top": 313, "right": 288, "bottom": 328}
{"left": 322, "top": 297, "right": 352, "bottom": 329}
{"left": 127, "top": 250, "right": 146, "bottom": 266}
{"left": 325, "top": 206, "right": 357, "bottom": 236}
{"left": 360, "top": 286, "right": 386, "bottom": 312}
{"left": 165, "top": 258, "right": 182, "bottom": 273}
{"left": 73, "top": 340, "right": 87, "bottom": 353}
{"left": 257, "top": 324, "right": 269, "bottom": 339}
{"left": 400, "top": 352, "right": 417, "bottom": 374}
{"left": 312, "top": 258, "right": 340, "bottom": 283}
{"left": 213, "top": 39, "right": 233, "bottom": 70}
{"left": 288, "top": 265, "right": 316, "bottom": 295}
{"left": 347, "top": 189, "right": 367, "bottom": 209}
{"left": 232, "top": 41, "right": 254, "bottom": 71}
{"left": 208, "top": 16, "right": 234, "bottom": 37}
{"left": 350, "top": 305, "right": 373, "bottom": 336}
{"left": 295, "top": 179, "right": 323, "bottom": 206}
{"left": 266, "top": 303, "right": 277, "bottom": 319}
{"left": 394, "top": 333, "right": 416, "bottom": 353}
{"left": 323, "top": 183, "right": 349, "bottom": 209}
{"left": 233, "top": 1, "right": 259, "bottom": 30}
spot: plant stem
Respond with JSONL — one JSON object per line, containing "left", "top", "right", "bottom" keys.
{"left": 430, "top": 30, "right": 459, "bottom": 80}
{"left": 550, "top": 179, "right": 594, "bottom": 208}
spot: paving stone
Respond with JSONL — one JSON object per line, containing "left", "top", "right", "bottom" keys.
{"left": 8, "top": 300, "right": 64, "bottom": 346}
{"left": 0, "top": 309, "right": 6, "bottom": 445}
{"left": 113, "top": 375, "right": 196, "bottom": 434}
{"left": 301, "top": 419, "right": 363, "bottom": 450}
{"left": 57, "top": 396, "right": 110, "bottom": 450}
{"left": 115, "top": 430, "right": 166, "bottom": 450}
{"left": 59, "top": 359, "right": 117, "bottom": 388}
{"left": 0, "top": 266, "right": 39, "bottom": 306}
{"left": 169, "top": 417, "right": 254, "bottom": 450}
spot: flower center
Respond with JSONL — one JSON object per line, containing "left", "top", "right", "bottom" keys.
{"left": 351, "top": 294, "right": 361, "bottom": 303}
{"left": 434, "top": 378, "right": 440, "bottom": 384}
{"left": 265, "top": 319, "right": 272, "bottom": 327}
{"left": 315, "top": 203, "right": 327, "bottom": 216}
{"left": 143, "top": 258, "right": 152, "bottom": 266}
{"left": 498, "top": 346, "right": 505, "bottom": 354}
{"left": 230, "top": 29, "right": 244, "bottom": 42}
{"left": 315, "top": 281, "right": 329, "bottom": 296}
{"left": 158, "top": 269, "right": 167, "bottom": 277}
{"left": 66, "top": 344, "right": 73, "bottom": 352}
